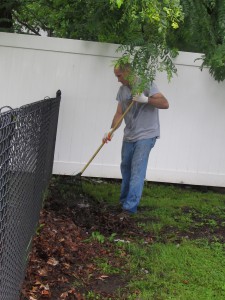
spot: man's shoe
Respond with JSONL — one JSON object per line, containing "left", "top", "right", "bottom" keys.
{"left": 118, "top": 209, "right": 132, "bottom": 220}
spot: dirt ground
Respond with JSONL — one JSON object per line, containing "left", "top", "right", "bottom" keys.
{"left": 20, "top": 179, "right": 143, "bottom": 300}
{"left": 20, "top": 178, "right": 225, "bottom": 299}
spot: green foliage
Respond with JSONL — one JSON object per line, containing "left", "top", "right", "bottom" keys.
{"left": 1, "top": 0, "right": 183, "bottom": 87}
{"left": 13, "top": 0, "right": 129, "bottom": 41}
{"left": 91, "top": 231, "right": 105, "bottom": 244}
{"left": 0, "top": 0, "right": 18, "bottom": 31}
{"left": 202, "top": 44, "right": 225, "bottom": 82}
{"left": 35, "top": 223, "right": 45, "bottom": 236}
{"left": 109, "top": 0, "right": 184, "bottom": 84}
{"left": 2, "top": 0, "right": 225, "bottom": 82}
{"left": 167, "top": 0, "right": 225, "bottom": 81}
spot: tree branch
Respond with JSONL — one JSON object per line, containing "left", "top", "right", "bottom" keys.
{"left": 13, "top": 12, "right": 41, "bottom": 35}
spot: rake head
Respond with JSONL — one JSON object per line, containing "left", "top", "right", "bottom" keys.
{"left": 57, "top": 172, "right": 84, "bottom": 195}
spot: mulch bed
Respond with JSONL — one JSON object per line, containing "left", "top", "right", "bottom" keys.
{"left": 20, "top": 179, "right": 142, "bottom": 300}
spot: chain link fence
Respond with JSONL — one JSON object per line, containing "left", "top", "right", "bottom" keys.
{"left": 0, "top": 90, "right": 61, "bottom": 300}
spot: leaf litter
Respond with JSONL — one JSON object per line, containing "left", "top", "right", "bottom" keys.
{"left": 20, "top": 178, "right": 225, "bottom": 299}
{"left": 20, "top": 178, "right": 142, "bottom": 300}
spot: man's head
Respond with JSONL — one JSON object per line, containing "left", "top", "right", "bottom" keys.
{"left": 114, "top": 63, "right": 132, "bottom": 86}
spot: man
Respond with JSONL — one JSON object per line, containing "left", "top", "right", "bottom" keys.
{"left": 103, "top": 63, "right": 169, "bottom": 214}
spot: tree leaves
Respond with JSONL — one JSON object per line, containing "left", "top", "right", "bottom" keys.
{"left": 5, "top": 0, "right": 183, "bottom": 86}
{"left": 167, "top": 0, "right": 225, "bottom": 81}
{"left": 2, "top": 1, "right": 225, "bottom": 82}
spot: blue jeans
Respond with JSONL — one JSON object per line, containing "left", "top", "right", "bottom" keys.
{"left": 120, "top": 137, "right": 157, "bottom": 213}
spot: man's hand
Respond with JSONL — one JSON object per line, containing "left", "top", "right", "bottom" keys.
{"left": 132, "top": 93, "right": 149, "bottom": 103}
{"left": 102, "top": 129, "right": 114, "bottom": 143}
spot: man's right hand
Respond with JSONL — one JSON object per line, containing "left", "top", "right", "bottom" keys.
{"left": 102, "top": 129, "right": 114, "bottom": 143}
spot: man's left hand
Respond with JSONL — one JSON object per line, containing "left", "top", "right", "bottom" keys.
{"left": 132, "top": 93, "right": 149, "bottom": 103}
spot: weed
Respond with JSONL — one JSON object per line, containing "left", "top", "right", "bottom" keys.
{"left": 36, "top": 223, "right": 45, "bottom": 235}
{"left": 95, "top": 257, "right": 120, "bottom": 275}
{"left": 108, "top": 232, "right": 117, "bottom": 242}
{"left": 91, "top": 231, "right": 105, "bottom": 244}
{"left": 86, "top": 291, "right": 101, "bottom": 299}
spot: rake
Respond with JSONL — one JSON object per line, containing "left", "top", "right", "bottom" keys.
{"left": 72, "top": 100, "right": 134, "bottom": 191}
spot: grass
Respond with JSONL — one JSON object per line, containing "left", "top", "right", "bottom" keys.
{"left": 126, "top": 241, "right": 225, "bottom": 299}
{"left": 82, "top": 180, "right": 225, "bottom": 299}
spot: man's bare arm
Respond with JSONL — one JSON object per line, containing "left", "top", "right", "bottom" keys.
{"left": 111, "top": 102, "right": 124, "bottom": 129}
{"left": 148, "top": 93, "right": 169, "bottom": 109}
{"left": 102, "top": 103, "right": 123, "bottom": 143}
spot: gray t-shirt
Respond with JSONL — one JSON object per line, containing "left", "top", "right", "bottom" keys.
{"left": 116, "top": 82, "right": 160, "bottom": 142}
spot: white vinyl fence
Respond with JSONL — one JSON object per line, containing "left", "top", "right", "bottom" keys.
{"left": 1, "top": 32, "right": 225, "bottom": 187}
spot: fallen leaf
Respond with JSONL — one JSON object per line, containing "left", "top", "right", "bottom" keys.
{"left": 38, "top": 268, "right": 48, "bottom": 277}
{"left": 47, "top": 257, "right": 59, "bottom": 266}
{"left": 41, "top": 289, "right": 51, "bottom": 298}
{"left": 60, "top": 291, "right": 69, "bottom": 298}
{"left": 97, "top": 275, "right": 109, "bottom": 281}
{"left": 182, "top": 280, "right": 189, "bottom": 284}
{"left": 34, "top": 280, "right": 42, "bottom": 286}
{"left": 62, "top": 262, "right": 70, "bottom": 269}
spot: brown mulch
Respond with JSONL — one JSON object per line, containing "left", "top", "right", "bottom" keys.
{"left": 20, "top": 180, "right": 144, "bottom": 300}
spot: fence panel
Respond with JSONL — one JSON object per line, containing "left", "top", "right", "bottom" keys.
{"left": 1, "top": 33, "right": 225, "bottom": 187}
{"left": 0, "top": 91, "right": 61, "bottom": 300}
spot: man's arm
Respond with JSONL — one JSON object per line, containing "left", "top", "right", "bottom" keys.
{"left": 148, "top": 93, "right": 169, "bottom": 109}
{"left": 102, "top": 102, "right": 123, "bottom": 143}
{"left": 111, "top": 102, "right": 123, "bottom": 129}
{"left": 133, "top": 92, "right": 169, "bottom": 109}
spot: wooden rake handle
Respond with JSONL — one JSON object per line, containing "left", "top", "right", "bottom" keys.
{"left": 80, "top": 100, "right": 134, "bottom": 175}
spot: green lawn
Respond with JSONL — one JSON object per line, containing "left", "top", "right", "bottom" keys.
{"left": 83, "top": 180, "right": 225, "bottom": 300}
